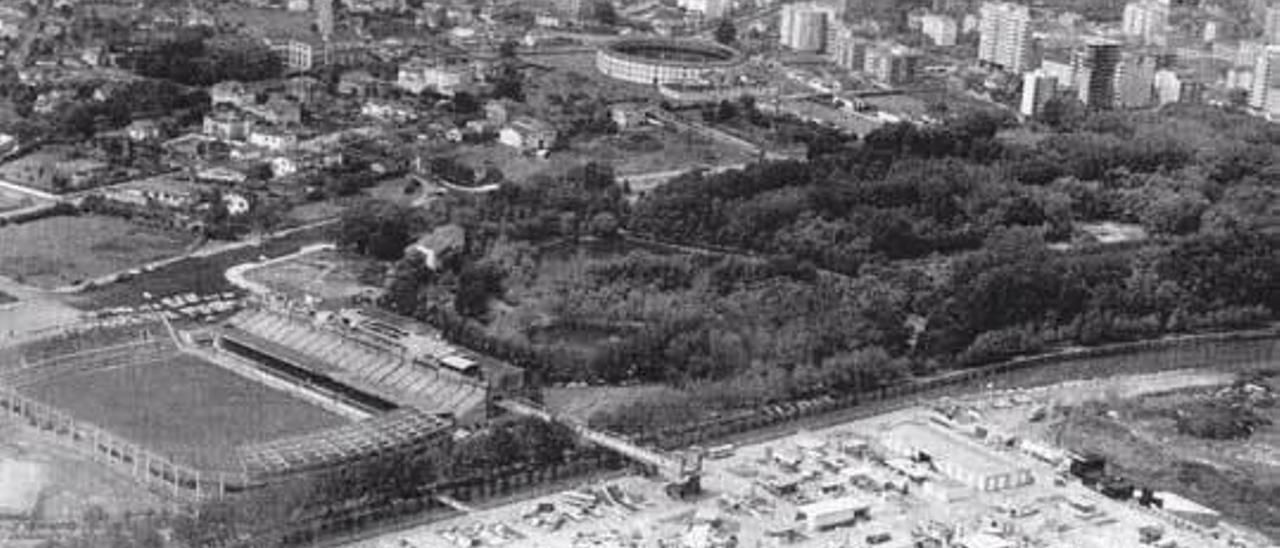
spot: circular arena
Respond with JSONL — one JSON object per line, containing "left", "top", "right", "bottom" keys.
{"left": 596, "top": 37, "right": 745, "bottom": 86}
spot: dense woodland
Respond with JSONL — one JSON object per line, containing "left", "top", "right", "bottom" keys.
{"left": 356, "top": 104, "right": 1280, "bottom": 432}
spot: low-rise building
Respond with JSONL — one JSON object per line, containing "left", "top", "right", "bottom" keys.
{"left": 880, "top": 420, "right": 1033, "bottom": 492}
{"left": 406, "top": 224, "right": 466, "bottom": 270}
{"left": 211, "top": 80, "right": 255, "bottom": 108}
{"left": 361, "top": 99, "right": 419, "bottom": 123}
{"left": 245, "top": 94, "right": 304, "bottom": 126}
{"left": 397, "top": 57, "right": 473, "bottom": 96}
{"left": 338, "top": 69, "right": 382, "bottom": 97}
{"left": 126, "top": 119, "right": 164, "bottom": 142}
{"left": 248, "top": 126, "right": 299, "bottom": 151}
{"left": 498, "top": 117, "right": 557, "bottom": 153}
{"left": 203, "top": 109, "right": 253, "bottom": 142}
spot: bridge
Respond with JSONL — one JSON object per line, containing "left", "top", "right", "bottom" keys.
{"left": 496, "top": 398, "right": 703, "bottom": 499}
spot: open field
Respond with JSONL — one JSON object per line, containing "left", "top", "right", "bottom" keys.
{"left": 575, "top": 127, "right": 753, "bottom": 176}
{"left": 0, "top": 215, "right": 192, "bottom": 290}
{"left": 544, "top": 384, "right": 683, "bottom": 420}
{"left": 0, "top": 146, "right": 104, "bottom": 193}
{"left": 21, "top": 351, "right": 347, "bottom": 470}
{"left": 241, "top": 248, "right": 379, "bottom": 307}
{"left": 68, "top": 222, "right": 334, "bottom": 310}
{"left": 446, "top": 125, "right": 748, "bottom": 188}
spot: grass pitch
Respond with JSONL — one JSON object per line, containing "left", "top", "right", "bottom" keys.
{"left": 21, "top": 351, "right": 348, "bottom": 470}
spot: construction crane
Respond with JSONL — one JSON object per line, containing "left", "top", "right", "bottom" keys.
{"left": 496, "top": 398, "right": 704, "bottom": 499}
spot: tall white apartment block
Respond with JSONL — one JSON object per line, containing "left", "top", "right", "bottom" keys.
{"left": 1020, "top": 70, "right": 1058, "bottom": 117}
{"left": 1251, "top": 45, "right": 1280, "bottom": 117}
{"left": 921, "top": 13, "right": 958, "bottom": 46}
{"left": 1265, "top": 4, "right": 1280, "bottom": 45}
{"left": 1121, "top": 0, "right": 1169, "bottom": 46}
{"left": 680, "top": 0, "right": 730, "bottom": 20}
{"left": 780, "top": 2, "right": 843, "bottom": 53}
{"left": 978, "top": 2, "right": 1032, "bottom": 72}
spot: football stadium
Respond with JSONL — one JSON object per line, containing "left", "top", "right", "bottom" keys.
{"left": 0, "top": 306, "right": 524, "bottom": 501}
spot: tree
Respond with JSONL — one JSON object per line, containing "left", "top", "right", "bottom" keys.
{"left": 1037, "top": 95, "right": 1085, "bottom": 132}
{"left": 453, "top": 90, "right": 480, "bottom": 114}
{"left": 491, "top": 62, "right": 525, "bottom": 102}
{"left": 337, "top": 199, "right": 423, "bottom": 261}
{"left": 714, "top": 18, "right": 737, "bottom": 45}
{"left": 498, "top": 38, "right": 519, "bottom": 59}
{"left": 593, "top": 0, "right": 619, "bottom": 25}
{"left": 455, "top": 262, "right": 506, "bottom": 319}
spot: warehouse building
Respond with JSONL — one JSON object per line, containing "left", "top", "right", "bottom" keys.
{"left": 879, "top": 420, "right": 1033, "bottom": 491}
{"left": 794, "top": 495, "right": 872, "bottom": 531}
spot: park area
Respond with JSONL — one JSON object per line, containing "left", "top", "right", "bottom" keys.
{"left": 20, "top": 350, "right": 348, "bottom": 471}
{"left": 0, "top": 215, "right": 193, "bottom": 289}
{"left": 241, "top": 247, "right": 380, "bottom": 307}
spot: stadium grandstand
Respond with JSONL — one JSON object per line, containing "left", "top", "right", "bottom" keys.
{"left": 219, "top": 307, "right": 521, "bottom": 424}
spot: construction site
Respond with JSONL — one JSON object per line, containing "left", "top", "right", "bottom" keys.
{"left": 349, "top": 370, "right": 1280, "bottom": 548}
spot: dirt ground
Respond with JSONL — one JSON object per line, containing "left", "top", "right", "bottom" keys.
{"left": 0, "top": 422, "right": 165, "bottom": 523}
{"left": 240, "top": 248, "right": 380, "bottom": 307}
{"left": 953, "top": 368, "right": 1280, "bottom": 544}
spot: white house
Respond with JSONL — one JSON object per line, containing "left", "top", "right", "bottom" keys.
{"left": 498, "top": 117, "right": 557, "bottom": 153}
{"left": 406, "top": 224, "right": 466, "bottom": 270}
{"left": 210, "top": 81, "right": 255, "bottom": 108}
{"left": 248, "top": 126, "right": 298, "bottom": 151}
{"left": 203, "top": 109, "right": 253, "bottom": 142}
{"left": 396, "top": 57, "right": 473, "bottom": 96}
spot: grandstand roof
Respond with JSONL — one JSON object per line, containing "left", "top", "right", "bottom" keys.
{"left": 239, "top": 409, "right": 452, "bottom": 476}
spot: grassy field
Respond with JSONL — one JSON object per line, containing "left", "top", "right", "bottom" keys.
{"left": 0, "top": 215, "right": 193, "bottom": 289}
{"left": 68, "top": 222, "right": 334, "bottom": 311}
{"left": 0, "top": 146, "right": 100, "bottom": 193}
{"left": 21, "top": 351, "right": 347, "bottom": 470}
{"left": 544, "top": 384, "right": 685, "bottom": 420}
{"left": 242, "top": 248, "right": 379, "bottom": 307}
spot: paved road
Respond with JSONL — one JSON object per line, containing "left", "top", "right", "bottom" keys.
{"left": 0, "top": 178, "right": 57, "bottom": 202}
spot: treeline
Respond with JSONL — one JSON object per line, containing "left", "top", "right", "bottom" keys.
{"left": 629, "top": 107, "right": 1280, "bottom": 369}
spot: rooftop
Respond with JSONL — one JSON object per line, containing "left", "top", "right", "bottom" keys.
{"left": 880, "top": 420, "right": 1027, "bottom": 477}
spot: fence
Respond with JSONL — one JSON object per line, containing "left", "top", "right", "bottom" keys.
{"left": 0, "top": 385, "right": 252, "bottom": 502}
